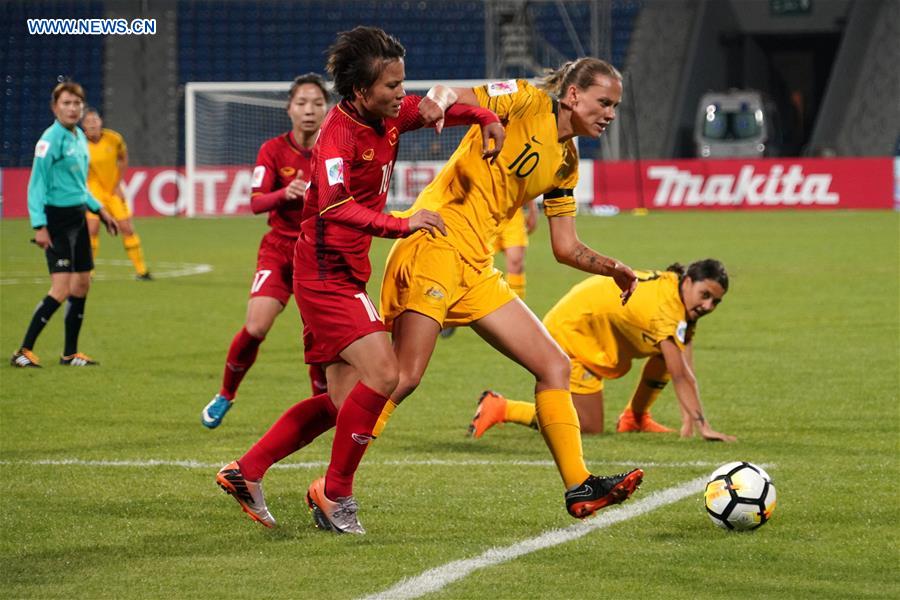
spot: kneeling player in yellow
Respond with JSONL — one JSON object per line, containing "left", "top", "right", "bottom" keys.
{"left": 469, "top": 260, "right": 736, "bottom": 442}
{"left": 82, "top": 109, "right": 152, "bottom": 280}
{"left": 378, "top": 58, "right": 644, "bottom": 520}
{"left": 493, "top": 199, "right": 536, "bottom": 299}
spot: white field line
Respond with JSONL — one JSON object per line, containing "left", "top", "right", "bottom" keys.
{"left": 359, "top": 476, "right": 708, "bottom": 600}
{"left": 0, "top": 458, "right": 732, "bottom": 470}
{"left": 0, "top": 259, "right": 212, "bottom": 284}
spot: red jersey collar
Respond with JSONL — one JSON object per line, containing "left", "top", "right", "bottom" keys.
{"left": 338, "top": 99, "right": 386, "bottom": 135}
{"left": 286, "top": 131, "right": 313, "bottom": 156}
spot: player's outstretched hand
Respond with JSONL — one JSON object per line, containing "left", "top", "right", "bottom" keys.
{"left": 99, "top": 208, "right": 119, "bottom": 236}
{"left": 609, "top": 261, "right": 637, "bottom": 304}
{"left": 408, "top": 209, "right": 447, "bottom": 237}
{"left": 421, "top": 85, "right": 458, "bottom": 134}
{"left": 284, "top": 175, "right": 307, "bottom": 202}
{"left": 700, "top": 426, "right": 737, "bottom": 443}
{"left": 481, "top": 122, "right": 505, "bottom": 162}
{"left": 418, "top": 96, "right": 446, "bottom": 133}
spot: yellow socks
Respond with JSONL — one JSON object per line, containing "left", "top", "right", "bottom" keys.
{"left": 626, "top": 355, "right": 670, "bottom": 414}
{"left": 123, "top": 234, "right": 148, "bottom": 276}
{"left": 90, "top": 234, "right": 99, "bottom": 257}
{"left": 372, "top": 399, "right": 397, "bottom": 438}
{"left": 506, "top": 272, "right": 526, "bottom": 299}
{"left": 505, "top": 399, "right": 537, "bottom": 428}
{"left": 535, "top": 389, "right": 589, "bottom": 489}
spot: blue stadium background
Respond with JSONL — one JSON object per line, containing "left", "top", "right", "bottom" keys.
{"left": 1, "top": 0, "right": 641, "bottom": 167}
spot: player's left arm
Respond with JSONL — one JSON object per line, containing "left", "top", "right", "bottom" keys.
{"left": 659, "top": 339, "right": 735, "bottom": 442}
{"left": 548, "top": 215, "right": 637, "bottom": 304}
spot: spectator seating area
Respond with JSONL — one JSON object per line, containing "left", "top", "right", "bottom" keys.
{"left": 1, "top": 0, "right": 640, "bottom": 167}
{"left": 1, "top": 1, "right": 104, "bottom": 167}
{"left": 177, "top": 1, "right": 487, "bottom": 84}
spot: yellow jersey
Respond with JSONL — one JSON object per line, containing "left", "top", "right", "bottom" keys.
{"left": 86, "top": 128, "right": 126, "bottom": 201}
{"left": 543, "top": 271, "right": 695, "bottom": 380}
{"left": 405, "top": 79, "right": 578, "bottom": 271}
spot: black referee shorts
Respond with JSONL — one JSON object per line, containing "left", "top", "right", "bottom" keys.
{"left": 43, "top": 205, "right": 94, "bottom": 274}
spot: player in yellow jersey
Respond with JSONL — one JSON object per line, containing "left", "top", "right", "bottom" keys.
{"left": 82, "top": 109, "right": 152, "bottom": 280}
{"left": 469, "top": 259, "right": 736, "bottom": 443}
{"left": 378, "top": 58, "right": 644, "bottom": 520}
{"left": 493, "top": 199, "right": 536, "bottom": 299}
{"left": 440, "top": 199, "right": 534, "bottom": 338}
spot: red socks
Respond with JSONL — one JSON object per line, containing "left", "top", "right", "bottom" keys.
{"left": 325, "top": 381, "right": 389, "bottom": 499}
{"left": 308, "top": 364, "right": 327, "bottom": 396}
{"left": 220, "top": 327, "right": 263, "bottom": 400}
{"left": 234, "top": 379, "right": 388, "bottom": 500}
{"left": 238, "top": 393, "right": 337, "bottom": 481}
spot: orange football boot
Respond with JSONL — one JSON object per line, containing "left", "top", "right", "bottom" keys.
{"left": 468, "top": 390, "right": 508, "bottom": 438}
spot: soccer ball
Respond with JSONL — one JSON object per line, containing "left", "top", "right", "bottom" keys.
{"left": 704, "top": 461, "right": 776, "bottom": 531}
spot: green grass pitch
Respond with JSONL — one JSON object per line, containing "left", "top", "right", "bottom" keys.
{"left": 1, "top": 211, "right": 897, "bottom": 599}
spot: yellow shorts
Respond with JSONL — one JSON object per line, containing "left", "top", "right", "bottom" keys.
{"left": 492, "top": 208, "right": 528, "bottom": 253}
{"left": 85, "top": 190, "right": 131, "bottom": 221}
{"left": 380, "top": 232, "right": 518, "bottom": 329}
{"left": 569, "top": 358, "right": 606, "bottom": 395}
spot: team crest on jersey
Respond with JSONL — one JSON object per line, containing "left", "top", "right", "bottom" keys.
{"left": 487, "top": 80, "right": 518, "bottom": 97}
{"left": 251, "top": 166, "right": 266, "bottom": 188}
{"left": 35, "top": 140, "right": 50, "bottom": 158}
{"left": 362, "top": 148, "right": 375, "bottom": 161}
{"left": 279, "top": 166, "right": 296, "bottom": 178}
{"left": 676, "top": 320, "right": 688, "bottom": 344}
{"left": 388, "top": 127, "right": 399, "bottom": 146}
{"left": 325, "top": 157, "right": 344, "bottom": 186}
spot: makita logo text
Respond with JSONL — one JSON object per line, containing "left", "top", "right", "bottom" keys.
{"left": 648, "top": 165, "right": 839, "bottom": 207}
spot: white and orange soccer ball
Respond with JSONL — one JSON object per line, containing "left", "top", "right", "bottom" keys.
{"left": 704, "top": 461, "right": 776, "bottom": 531}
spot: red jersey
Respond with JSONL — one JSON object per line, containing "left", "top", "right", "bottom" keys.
{"left": 296, "top": 96, "right": 426, "bottom": 283}
{"left": 251, "top": 132, "right": 313, "bottom": 238}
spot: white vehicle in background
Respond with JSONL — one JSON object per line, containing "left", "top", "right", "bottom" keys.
{"left": 695, "top": 90, "right": 781, "bottom": 158}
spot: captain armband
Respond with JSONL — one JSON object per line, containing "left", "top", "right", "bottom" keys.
{"left": 542, "top": 189, "right": 576, "bottom": 217}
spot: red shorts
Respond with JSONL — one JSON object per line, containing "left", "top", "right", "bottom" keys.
{"left": 250, "top": 230, "right": 297, "bottom": 304}
{"left": 293, "top": 276, "right": 387, "bottom": 365}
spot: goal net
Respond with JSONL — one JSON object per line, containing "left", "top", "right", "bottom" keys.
{"left": 184, "top": 79, "right": 489, "bottom": 216}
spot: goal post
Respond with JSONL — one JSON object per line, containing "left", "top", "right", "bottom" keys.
{"left": 184, "top": 81, "right": 293, "bottom": 216}
{"left": 184, "top": 79, "right": 591, "bottom": 216}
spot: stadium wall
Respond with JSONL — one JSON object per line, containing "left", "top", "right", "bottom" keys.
{"left": 1, "top": 157, "right": 894, "bottom": 219}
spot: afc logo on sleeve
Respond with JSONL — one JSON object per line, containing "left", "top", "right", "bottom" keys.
{"left": 35, "top": 140, "right": 50, "bottom": 158}
{"left": 487, "top": 80, "right": 518, "bottom": 97}
{"left": 251, "top": 165, "right": 266, "bottom": 188}
{"left": 325, "top": 157, "right": 344, "bottom": 186}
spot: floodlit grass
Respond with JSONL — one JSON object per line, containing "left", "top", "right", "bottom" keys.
{"left": 1, "top": 211, "right": 897, "bottom": 599}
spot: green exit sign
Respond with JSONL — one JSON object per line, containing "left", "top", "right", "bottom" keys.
{"left": 771, "top": 0, "right": 812, "bottom": 15}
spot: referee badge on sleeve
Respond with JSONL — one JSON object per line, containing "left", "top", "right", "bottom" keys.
{"left": 35, "top": 140, "right": 50, "bottom": 158}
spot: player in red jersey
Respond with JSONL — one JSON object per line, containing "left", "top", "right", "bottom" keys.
{"left": 215, "top": 26, "right": 504, "bottom": 532}
{"left": 202, "top": 74, "right": 330, "bottom": 429}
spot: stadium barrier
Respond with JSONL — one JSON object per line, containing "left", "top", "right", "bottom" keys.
{"left": 1, "top": 157, "right": 894, "bottom": 218}
{"left": 596, "top": 157, "right": 894, "bottom": 211}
